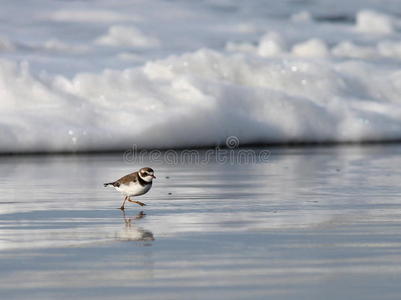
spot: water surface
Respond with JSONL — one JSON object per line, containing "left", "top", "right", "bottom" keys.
{"left": 1, "top": 146, "right": 401, "bottom": 299}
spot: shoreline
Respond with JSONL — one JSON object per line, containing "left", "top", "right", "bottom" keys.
{"left": 0, "top": 139, "right": 400, "bottom": 156}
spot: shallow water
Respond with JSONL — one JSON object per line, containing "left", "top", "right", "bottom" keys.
{"left": 1, "top": 145, "right": 401, "bottom": 299}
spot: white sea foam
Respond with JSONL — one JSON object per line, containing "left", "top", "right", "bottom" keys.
{"left": 0, "top": 1, "right": 400, "bottom": 152}
{"left": 95, "top": 25, "right": 160, "bottom": 48}
{"left": 292, "top": 39, "right": 329, "bottom": 57}
{"left": 356, "top": 10, "right": 394, "bottom": 34}
{"left": 0, "top": 36, "right": 15, "bottom": 52}
{"left": 45, "top": 9, "right": 140, "bottom": 23}
{"left": 43, "top": 39, "right": 90, "bottom": 54}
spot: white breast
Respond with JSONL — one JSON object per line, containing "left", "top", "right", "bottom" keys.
{"left": 115, "top": 182, "right": 152, "bottom": 197}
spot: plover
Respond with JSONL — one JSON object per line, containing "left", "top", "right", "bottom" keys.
{"left": 104, "top": 167, "right": 156, "bottom": 210}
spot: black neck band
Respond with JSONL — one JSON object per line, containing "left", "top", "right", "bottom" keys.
{"left": 138, "top": 174, "right": 149, "bottom": 186}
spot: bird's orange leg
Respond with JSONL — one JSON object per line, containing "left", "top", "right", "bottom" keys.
{"left": 128, "top": 198, "right": 147, "bottom": 206}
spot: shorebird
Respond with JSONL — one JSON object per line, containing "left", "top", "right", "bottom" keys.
{"left": 104, "top": 167, "right": 155, "bottom": 210}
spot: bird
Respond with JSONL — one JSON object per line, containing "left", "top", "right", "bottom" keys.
{"left": 104, "top": 167, "right": 156, "bottom": 210}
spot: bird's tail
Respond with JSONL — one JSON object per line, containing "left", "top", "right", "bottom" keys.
{"left": 104, "top": 182, "right": 115, "bottom": 187}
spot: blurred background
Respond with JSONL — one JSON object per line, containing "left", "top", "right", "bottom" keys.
{"left": 0, "top": 0, "right": 401, "bottom": 152}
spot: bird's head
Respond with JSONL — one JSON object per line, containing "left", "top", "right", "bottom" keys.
{"left": 139, "top": 167, "right": 156, "bottom": 182}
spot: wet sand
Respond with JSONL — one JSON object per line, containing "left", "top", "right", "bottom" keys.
{"left": 1, "top": 146, "right": 401, "bottom": 299}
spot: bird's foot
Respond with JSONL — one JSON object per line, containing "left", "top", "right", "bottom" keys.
{"left": 119, "top": 206, "right": 125, "bottom": 211}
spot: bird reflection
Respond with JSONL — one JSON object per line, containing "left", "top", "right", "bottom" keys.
{"left": 116, "top": 211, "right": 154, "bottom": 242}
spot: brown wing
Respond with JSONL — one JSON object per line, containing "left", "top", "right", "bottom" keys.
{"left": 115, "top": 172, "right": 139, "bottom": 185}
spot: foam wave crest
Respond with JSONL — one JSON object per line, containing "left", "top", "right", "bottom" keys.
{"left": 1, "top": 42, "right": 401, "bottom": 152}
